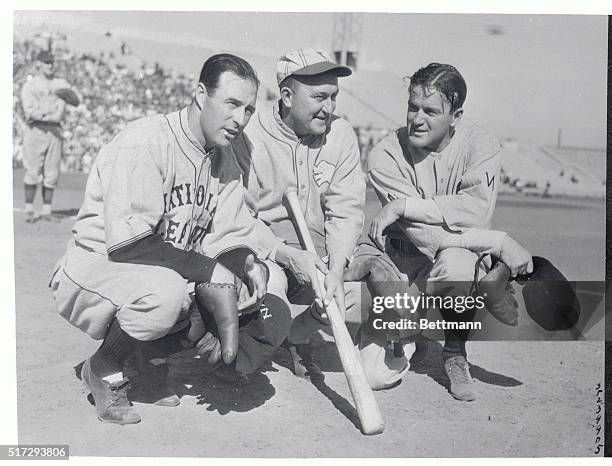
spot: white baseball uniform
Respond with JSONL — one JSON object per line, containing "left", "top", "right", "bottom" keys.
{"left": 50, "top": 106, "right": 281, "bottom": 342}
{"left": 353, "top": 118, "right": 502, "bottom": 389}
{"left": 20, "top": 74, "right": 70, "bottom": 188}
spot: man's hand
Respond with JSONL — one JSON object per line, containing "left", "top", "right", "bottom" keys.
{"left": 369, "top": 199, "right": 404, "bottom": 250}
{"left": 237, "top": 254, "right": 269, "bottom": 313}
{"left": 276, "top": 244, "right": 328, "bottom": 305}
{"left": 500, "top": 235, "right": 534, "bottom": 277}
{"left": 323, "top": 268, "right": 347, "bottom": 319}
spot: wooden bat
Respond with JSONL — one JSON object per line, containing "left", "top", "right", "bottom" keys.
{"left": 284, "top": 187, "right": 385, "bottom": 435}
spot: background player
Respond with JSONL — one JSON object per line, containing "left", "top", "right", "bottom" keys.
{"left": 233, "top": 49, "right": 366, "bottom": 377}
{"left": 20, "top": 50, "right": 79, "bottom": 222}
{"left": 50, "top": 54, "right": 289, "bottom": 424}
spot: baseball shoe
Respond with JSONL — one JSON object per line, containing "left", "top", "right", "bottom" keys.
{"left": 282, "top": 340, "right": 323, "bottom": 381}
{"left": 127, "top": 362, "right": 180, "bottom": 407}
{"left": 212, "top": 364, "right": 249, "bottom": 385}
{"left": 25, "top": 211, "right": 40, "bottom": 223}
{"left": 81, "top": 358, "right": 141, "bottom": 424}
{"left": 148, "top": 378, "right": 180, "bottom": 407}
{"left": 444, "top": 355, "right": 476, "bottom": 402}
{"left": 40, "top": 213, "right": 62, "bottom": 223}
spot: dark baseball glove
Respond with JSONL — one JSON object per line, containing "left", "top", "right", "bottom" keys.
{"left": 473, "top": 257, "right": 519, "bottom": 326}
{"left": 55, "top": 88, "right": 80, "bottom": 106}
{"left": 473, "top": 255, "right": 580, "bottom": 331}
{"left": 194, "top": 247, "right": 269, "bottom": 366}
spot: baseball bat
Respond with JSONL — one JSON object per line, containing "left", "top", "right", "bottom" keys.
{"left": 284, "top": 187, "right": 385, "bottom": 435}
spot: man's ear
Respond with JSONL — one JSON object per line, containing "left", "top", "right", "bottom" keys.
{"left": 195, "top": 82, "right": 210, "bottom": 109}
{"left": 450, "top": 107, "right": 464, "bottom": 128}
{"left": 279, "top": 85, "right": 293, "bottom": 109}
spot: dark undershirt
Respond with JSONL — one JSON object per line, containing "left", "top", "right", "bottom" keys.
{"left": 109, "top": 234, "right": 217, "bottom": 284}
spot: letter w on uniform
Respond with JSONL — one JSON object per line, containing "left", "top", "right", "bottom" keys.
{"left": 486, "top": 172, "right": 495, "bottom": 190}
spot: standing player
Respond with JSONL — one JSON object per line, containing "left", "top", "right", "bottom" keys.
{"left": 50, "top": 54, "right": 291, "bottom": 424}
{"left": 232, "top": 49, "right": 366, "bottom": 377}
{"left": 20, "top": 50, "right": 78, "bottom": 222}
{"left": 350, "top": 63, "right": 522, "bottom": 401}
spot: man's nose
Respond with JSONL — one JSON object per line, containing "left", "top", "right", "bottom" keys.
{"left": 412, "top": 109, "right": 426, "bottom": 125}
{"left": 232, "top": 108, "right": 247, "bottom": 127}
{"left": 322, "top": 97, "right": 335, "bottom": 114}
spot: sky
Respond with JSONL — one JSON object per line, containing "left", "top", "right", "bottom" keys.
{"left": 13, "top": 10, "right": 608, "bottom": 148}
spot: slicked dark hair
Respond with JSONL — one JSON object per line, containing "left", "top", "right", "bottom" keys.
{"left": 199, "top": 53, "right": 259, "bottom": 94}
{"left": 407, "top": 63, "right": 467, "bottom": 112}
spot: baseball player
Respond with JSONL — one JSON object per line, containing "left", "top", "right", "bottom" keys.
{"left": 49, "top": 54, "right": 291, "bottom": 424}
{"left": 20, "top": 50, "right": 78, "bottom": 223}
{"left": 232, "top": 49, "right": 366, "bottom": 378}
{"left": 349, "top": 62, "right": 524, "bottom": 401}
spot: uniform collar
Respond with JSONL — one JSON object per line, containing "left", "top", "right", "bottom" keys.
{"left": 268, "top": 100, "right": 301, "bottom": 142}
{"left": 176, "top": 106, "right": 215, "bottom": 159}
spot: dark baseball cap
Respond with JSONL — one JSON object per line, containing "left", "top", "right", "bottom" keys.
{"left": 276, "top": 48, "right": 352, "bottom": 86}
{"left": 36, "top": 50, "right": 54, "bottom": 64}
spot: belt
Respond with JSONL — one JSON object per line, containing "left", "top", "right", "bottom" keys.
{"left": 29, "top": 120, "right": 61, "bottom": 128}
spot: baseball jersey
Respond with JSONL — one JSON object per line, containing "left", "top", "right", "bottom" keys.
{"left": 368, "top": 119, "right": 501, "bottom": 260}
{"left": 20, "top": 75, "right": 69, "bottom": 124}
{"left": 72, "top": 106, "right": 279, "bottom": 263}
{"left": 232, "top": 101, "right": 366, "bottom": 261}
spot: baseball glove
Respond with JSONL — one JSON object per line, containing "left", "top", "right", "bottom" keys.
{"left": 194, "top": 247, "right": 269, "bottom": 366}
{"left": 474, "top": 255, "right": 580, "bottom": 331}
{"left": 55, "top": 88, "right": 80, "bottom": 106}
{"left": 473, "top": 257, "right": 519, "bottom": 326}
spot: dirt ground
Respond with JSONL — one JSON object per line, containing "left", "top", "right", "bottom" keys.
{"left": 11, "top": 169, "right": 606, "bottom": 458}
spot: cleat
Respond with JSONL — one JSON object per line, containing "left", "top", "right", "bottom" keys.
{"left": 282, "top": 340, "right": 323, "bottom": 381}
{"left": 25, "top": 212, "right": 40, "bottom": 223}
{"left": 81, "top": 358, "right": 141, "bottom": 424}
{"left": 40, "top": 213, "right": 62, "bottom": 223}
{"left": 444, "top": 355, "right": 476, "bottom": 401}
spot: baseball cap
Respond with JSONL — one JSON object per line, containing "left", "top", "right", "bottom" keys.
{"left": 276, "top": 48, "right": 352, "bottom": 86}
{"left": 36, "top": 51, "right": 54, "bottom": 64}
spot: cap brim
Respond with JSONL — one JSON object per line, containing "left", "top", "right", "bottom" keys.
{"left": 292, "top": 62, "right": 352, "bottom": 78}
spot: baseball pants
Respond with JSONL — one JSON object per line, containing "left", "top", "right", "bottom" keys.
{"left": 348, "top": 239, "right": 485, "bottom": 390}
{"left": 22, "top": 123, "right": 63, "bottom": 189}
{"left": 50, "top": 242, "right": 292, "bottom": 375}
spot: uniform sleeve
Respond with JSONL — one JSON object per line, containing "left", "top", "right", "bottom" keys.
{"left": 369, "top": 166, "right": 448, "bottom": 261}
{"left": 42, "top": 97, "right": 66, "bottom": 123}
{"left": 433, "top": 127, "right": 501, "bottom": 230}
{"left": 109, "top": 233, "right": 217, "bottom": 283}
{"left": 20, "top": 80, "right": 48, "bottom": 122}
{"left": 323, "top": 126, "right": 366, "bottom": 261}
{"left": 439, "top": 229, "right": 508, "bottom": 256}
{"left": 102, "top": 137, "right": 167, "bottom": 254}
{"left": 368, "top": 139, "right": 448, "bottom": 261}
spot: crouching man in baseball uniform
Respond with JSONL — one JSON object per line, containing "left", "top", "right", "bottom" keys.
{"left": 347, "top": 63, "right": 531, "bottom": 401}
{"left": 50, "top": 54, "right": 291, "bottom": 424}
{"left": 232, "top": 49, "right": 366, "bottom": 378}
